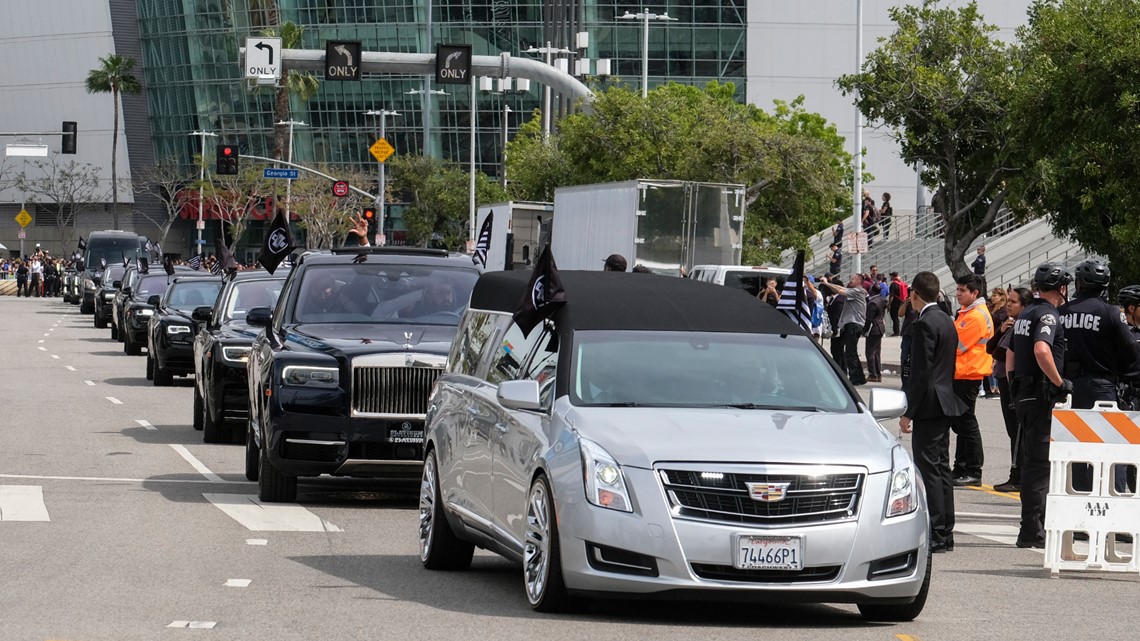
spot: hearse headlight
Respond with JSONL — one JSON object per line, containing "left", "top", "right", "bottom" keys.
{"left": 886, "top": 445, "right": 918, "bottom": 518}
{"left": 579, "top": 437, "right": 632, "bottom": 513}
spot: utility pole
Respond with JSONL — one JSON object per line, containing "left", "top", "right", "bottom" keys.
{"left": 188, "top": 130, "right": 217, "bottom": 256}
{"left": 853, "top": 0, "right": 864, "bottom": 274}
{"left": 364, "top": 109, "right": 399, "bottom": 243}
{"left": 276, "top": 120, "right": 307, "bottom": 223}
{"left": 524, "top": 42, "right": 572, "bottom": 137}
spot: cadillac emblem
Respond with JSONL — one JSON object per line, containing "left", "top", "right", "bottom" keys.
{"left": 746, "top": 481, "right": 791, "bottom": 503}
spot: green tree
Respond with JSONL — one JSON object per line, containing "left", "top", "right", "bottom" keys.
{"left": 18, "top": 156, "right": 106, "bottom": 249}
{"left": 388, "top": 155, "right": 509, "bottom": 249}
{"left": 260, "top": 21, "right": 320, "bottom": 160}
{"left": 85, "top": 54, "right": 142, "bottom": 231}
{"left": 291, "top": 168, "right": 368, "bottom": 249}
{"left": 837, "top": 0, "right": 1018, "bottom": 279}
{"left": 201, "top": 165, "right": 276, "bottom": 255}
{"left": 134, "top": 156, "right": 198, "bottom": 246}
{"left": 1010, "top": 0, "right": 1140, "bottom": 284}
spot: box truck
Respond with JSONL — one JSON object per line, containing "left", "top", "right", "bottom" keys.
{"left": 474, "top": 201, "right": 554, "bottom": 271}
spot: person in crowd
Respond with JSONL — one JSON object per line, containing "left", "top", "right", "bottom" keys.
{"left": 889, "top": 272, "right": 908, "bottom": 336}
{"left": 631, "top": 265, "right": 653, "bottom": 273}
{"left": 824, "top": 277, "right": 846, "bottom": 364}
{"left": 984, "top": 288, "right": 1009, "bottom": 399}
{"left": 15, "top": 260, "right": 28, "bottom": 297}
{"left": 861, "top": 191, "right": 878, "bottom": 249}
{"left": 832, "top": 216, "right": 844, "bottom": 246}
{"left": 950, "top": 274, "right": 993, "bottom": 488}
{"left": 758, "top": 277, "right": 780, "bottom": 307}
{"left": 899, "top": 293, "right": 918, "bottom": 389}
{"left": 603, "top": 254, "right": 628, "bottom": 272}
{"left": 989, "top": 287, "right": 1031, "bottom": 493}
{"left": 900, "top": 271, "right": 965, "bottom": 553}
{"left": 972, "top": 245, "right": 988, "bottom": 292}
{"left": 1059, "top": 259, "right": 1140, "bottom": 493}
{"left": 821, "top": 273, "right": 868, "bottom": 385}
{"left": 807, "top": 276, "right": 825, "bottom": 342}
{"left": 1009, "top": 263, "right": 1071, "bottom": 549}
{"left": 29, "top": 255, "right": 43, "bottom": 297}
{"left": 828, "top": 242, "right": 842, "bottom": 276}
{"left": 864, "top": 281, "right": 887, "bottom": 382}
{"left": 878, "top": 273, "right": 890, "bottom": 298}
{"left": 879, "top": 192, "right": 894, "bottom": 240}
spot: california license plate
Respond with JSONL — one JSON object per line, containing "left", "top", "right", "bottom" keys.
{"left": 734, "top": 535, "right": 803, "bottom": 570}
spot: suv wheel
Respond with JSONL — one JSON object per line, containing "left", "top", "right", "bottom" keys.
{"left": 145, "top": 354, "right": 154, "bottom": 381}
{"left": 152, "top": 357, "right": 173, "bottom": 387}
{"left": 80, "top": 300, "right": 93, "bottom": 314}
{"left": 419, "top": 450, "right": 474, "bottom": 570}
{"left": 192, "top": 386, "right": 205, "bottom": 431}
{"left": 94, "top": 308, "right": 106, "bottom": 329}
{"left": 124, "top": 332, "right": 141, "bottom": 356}
{"left": 202, "top": 393, "right": 225, "bottom": 443}
{"left": 244, "top": 422, "right": 259, "bottom": 481}
{"left": 110, "top": 323, "right": 118, "bottom": 340}
{"left": 857, "top": 551, "right": 931, "bottom": 622}
{"left": 257, "top": 438, "right": 297, "bottom": 503}
{"left": 524, "top": 474, "right": 588, "bottom": 613}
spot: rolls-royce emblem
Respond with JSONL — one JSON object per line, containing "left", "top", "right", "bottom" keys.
{"left": 401, "top": 421, "right": 413, "bottom": 430}
{"left": 404, "top": 331, "right": 414, "bottom": 341}
{"left": 746, "top": 482, "right": 791, "bottom": 503}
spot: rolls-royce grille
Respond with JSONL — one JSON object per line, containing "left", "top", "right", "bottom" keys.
{"left": 352, "top": 366, "right": 441, "bottom": 416}
{"left": 659, "top": 469, "right": 864, "bottom": 526}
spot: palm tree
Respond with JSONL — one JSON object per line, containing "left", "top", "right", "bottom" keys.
{"left": 85, "top": 54, "right": 142, "bottom": 230}
{"left": 265, "top": 21, "right": 320, "bottom": 160}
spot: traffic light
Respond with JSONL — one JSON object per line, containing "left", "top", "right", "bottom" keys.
{"left": 216, "top": 144, "right": 239, "bottom": 175}
{"left": 362, "top": 207, "right": 378, "bottom": 236}
{"left": 61, "top": 121, "right": 77, "bottom": 154}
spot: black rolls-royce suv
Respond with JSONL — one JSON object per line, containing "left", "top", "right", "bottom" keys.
{"left": 245, "top": 248, "right": 479, "bottom": 502}
{"left": 147, "top": 274, "right": 222, "bottom": 386}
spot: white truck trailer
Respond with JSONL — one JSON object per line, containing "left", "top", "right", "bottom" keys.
{"left": 473, "top": 201, "right": 554, "bottom": 271}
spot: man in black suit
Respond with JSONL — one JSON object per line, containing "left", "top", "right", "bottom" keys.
{"left": 899, "top": 271, "right": 965, "bottom": 552}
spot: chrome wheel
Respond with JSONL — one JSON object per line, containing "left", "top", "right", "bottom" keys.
{"left": 524, "top": 480, "right": 552, "bottom": 604}
{"left": 418, "top": 455, "right": 437, "bottom": 562}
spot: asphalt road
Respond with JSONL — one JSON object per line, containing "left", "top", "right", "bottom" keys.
{"left": 1, "top": 295, "right": 1137, "bottom": 641}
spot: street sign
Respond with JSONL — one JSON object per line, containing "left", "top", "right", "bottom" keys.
{"left": 845, "top": 231, "right": 868, "bottom": 254}
{"left": 369, "top": 138, "right": 394, "bottom": 163}
{"left": 244, "top": 37, "right": 282, "bottom": 81}
{"left": 17, "top": 230, "right": 26, "bottom": 239}
{"left": 332, "top": 181, "right": 350, "bottom": 197}
{"left": 264, "top": 168, "right": 299, "bottom": 179}
{"left": 325, "top": 41, "right": 361, "bottom": 81}
{"left": 16, "top": 209, "right": 32, "bottom": 227}
{"left": 195, "top": 220, "right": 206, "bottom": 230}
{"left": 194, "top": 239, "right": 208, "bottom": 244}
{"left": 435, "top": 44, "right": 472, "bottom": 85}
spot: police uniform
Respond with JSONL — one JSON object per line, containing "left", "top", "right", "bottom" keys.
{"left": 1060, "top": 294, "right": 1140, "bottom": 408}
{"left": 1010, "top": 296, "right": 1066, "bottom": 548}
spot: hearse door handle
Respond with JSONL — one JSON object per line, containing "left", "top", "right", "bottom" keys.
{"left": 493, "top": 423, "right": 509, "bottom": 434}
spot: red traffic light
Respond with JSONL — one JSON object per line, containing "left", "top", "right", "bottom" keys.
{"left": 222, "top": 147, "right": 234, "bottom": 157}
{"left": 362, "top": 208, "right": 376, "bottom": 219}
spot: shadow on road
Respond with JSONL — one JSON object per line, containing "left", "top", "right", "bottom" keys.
{"left": 101, "top": 377, "right": 153, "bottom": 387}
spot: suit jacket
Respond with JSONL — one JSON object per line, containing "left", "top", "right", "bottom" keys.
{"left": 904, "top": 305, "right": 965, "bottom": 420}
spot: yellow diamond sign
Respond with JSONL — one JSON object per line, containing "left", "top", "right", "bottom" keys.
{"left": 16, "top": 209, "right": 32, "bottom": 228}
{"left": 369, "top": 138, "right": 395, "bottom": 163}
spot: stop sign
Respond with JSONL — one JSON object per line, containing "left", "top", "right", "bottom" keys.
{"left": 332, "top": 180, "right": 350, "bottom": 197}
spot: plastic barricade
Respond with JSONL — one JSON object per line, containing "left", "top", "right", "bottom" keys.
{"left": 1044, "top": 402, "right": 1140, "bottom": 577}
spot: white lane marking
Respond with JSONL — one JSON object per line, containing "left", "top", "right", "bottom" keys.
{"left": 84, "top": 381, "right": 96, "bottom": 386}
{"left": 135, "top": 419, "right": 156, "bottom": 431}
{"left": 225, "top": 579, "right": 252, "bottom": 588}
{"left": 65, "top": 366, "right": 76, "bottom": 371}
{"left": 167, "top": 621, "right": 217, "bottom": 629}
{"left": 43, "top": 333, "right": 49, "bottom": 337}
{"left": 106, "top": 396, "right": 122, "bottom": 404}
{"left": 0, "top": 473, "right": 248, "bottom": 486}
{"left": 956, "top": 522, "right": 1045, "bottom": 554}
{"left": 38, "top": 340, "right": 44, "bottom": 343}
{"left": 48, "top": 328, "right": 54, "bottom": 332}
{"left": 38, "top": 346, "right": 46, "bottom": 351}
{"left": 169, "top": 445, "right": 224, "bottom": 482}
{"left": 958, "top": 510, "right": 1019, "bottom": 520}
{"left": 203, "top": 493, "right": 343, "bottom": 532}
{"left": 0, "top": 485, "right": 51, "bottom": 521}
{"left": 246, "top": 539, "right": 268, "bottom": 546}
{"left": 50, "top": 355, "right": 59, "bottom": 359}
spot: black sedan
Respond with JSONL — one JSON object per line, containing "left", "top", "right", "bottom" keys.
{"left": 245, "top": 248, "right": 479, "bottom": 502}
{"left": 192, "top": 271, "right": 287, "bottom": 443}
{"left": 146, "top": 274, "right": 222, "bottom": 386}
{"left": 110, "top": 264, "right": 138, "bottom": 341}
{"left": 94, "top": 264, "right": 127, "bottom": 329}
{"left": 121, "top": 268, "right": 194, "bottom": 356}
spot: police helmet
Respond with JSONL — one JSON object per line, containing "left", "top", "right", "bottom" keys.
{"left": 1074, "top": 258, "right": 1111, "bottom": 290}
{"left": 1119, "top": 285, "right": 1140, "bottom": 307}
{"left": 1031, "top": 262, "right": 1073, "bottom": 292}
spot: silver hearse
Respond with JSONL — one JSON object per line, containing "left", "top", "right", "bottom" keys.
{"left": 420, "top": 271, "right": 927, "bottom": 620}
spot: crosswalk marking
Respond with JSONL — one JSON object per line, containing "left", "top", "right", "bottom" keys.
{"left": 0, "top": 485, "right": 51, "bottom": 521}
{"left": 169, "top": 445, "right": 223, "bottom": 482}
{"left": 956, "top": 520, "right": 1044, "bottom": 554}
{"left": 203, "top": 493, "right": 343, "bottom": 532}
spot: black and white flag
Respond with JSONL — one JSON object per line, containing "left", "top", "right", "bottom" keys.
{"left": 136, "top": 257, "right": 149, "bottom": 275}
{"left": 209, "top": 259, "right": 222, "bottom": 276}
{"left": 513, "top": 245, "right": 566, "bottom": 337}
{"left": 775, "top": 249, "right": 812, "bottom": 332}
{"left": 258, "top": 210, "right": 295, "bottom": 275}
{"left": 162, "top": 254, "right": 176, "bottom": 276}
{"left": 77, "top": 237, "right": 86, "bottom": 251}
{"left": 188, "top": 254, "right": 202, "bottom": 271}
{"left": 472, "top": 211, "right": 493, "bottom": 268}
{"left": 216, "top": 238, "right": 239, "bottom": 276}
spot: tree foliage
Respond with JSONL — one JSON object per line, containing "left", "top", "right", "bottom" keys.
{"left": 1010, "top": 0, "right": 1140, "bottom": 284}
{"left": 85, "top": 53, "right": 141, "bottom": 230}
{"left": 291, "top": 168, "right": 369, "bottom": 249}
{"left": 505, "top": 83, "right": 851, "bottom": 263}
{"left": 387, "top": 155, "right": 508, "bottom": 250}
{"left": 18, "top": 156, "right": 107, "bottom": 248}
{"left": 134, "top": 156, "right": 197, "bottom": 246}
{"left": 837, "top": 0, "right": 1017, "bottom": 279}
{"left": 201, "top": 165, "right": 276, "bottom": 253}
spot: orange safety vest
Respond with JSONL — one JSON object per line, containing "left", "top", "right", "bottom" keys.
{"left": 955, "top": 300, "right": 994, "bottom": 380}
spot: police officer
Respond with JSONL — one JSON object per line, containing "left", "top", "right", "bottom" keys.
{"left": 1009, "top": 262, "right": 1072, "bottom": 549}
{"left": 1117, "top": 285, "right": 1140, "bottom": 411}
{"left": 1060, "top": 260, "right": 1140, "bottom": 492}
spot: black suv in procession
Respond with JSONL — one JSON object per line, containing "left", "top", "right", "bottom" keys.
{"left": 147, "top": 274, "right": 222, "bottom": 386}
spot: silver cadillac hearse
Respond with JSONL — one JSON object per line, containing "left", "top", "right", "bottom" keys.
{"left": 419, "top": 271, "right": 928, "bottom": 620}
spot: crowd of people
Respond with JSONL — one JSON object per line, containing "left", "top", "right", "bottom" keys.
{"left": 1, "top": 249, "right": 70, "bottom": 297}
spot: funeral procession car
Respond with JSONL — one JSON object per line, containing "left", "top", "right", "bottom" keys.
{"left": 119, "top": 267, "right": 195, "bottom": 355}
{"left": 192, "top": 270, "right": 288, "bottom": 443}
{"left": 93, "top": 263, "right": 127, "bottom": 329}
{"left": 245, "top": 247, "right": 480, "bottom": 502}
{"left": 146, "top": 274, "right": 223, "bottom": 386}
{"left": 418, "top": 271, "right": 928, "bottom": 620}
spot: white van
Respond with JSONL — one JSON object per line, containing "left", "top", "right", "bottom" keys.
{"left": 688, "top": 264, "right": 793, "bottom": 297}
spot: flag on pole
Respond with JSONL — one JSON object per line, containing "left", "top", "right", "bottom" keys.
{"left": 472, "top": 211, "right": 493, "bottom": 268}
{"left": 136, "top": 257, "right": 149, "bottom": 274}
{"left": 216, "top": 239, "right": 239, "bottom": 276}
{"left": 775, "top": 250, "right": 812, "bottom": 332}
{"left": 209, "top": 259, "right": 221, "bottom": 276}
{"left": 77, "top": 237, "right": 87, "bottom": 251}
{"left": 258, "top": 209, "right": 295, "bottom": 275}
{"left": 188, "top": 254, "right": 202, "bottom": 271}
{"left": 513, "top": 244, "right": 566, "bottom": 338}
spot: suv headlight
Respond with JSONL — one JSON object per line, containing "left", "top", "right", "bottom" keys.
{"left": 102, "top": 292, "right": 116, "bottom": 300}
{"left": 222, "top": 346, "right": 251, "bottom": 364}
{"left": 885, "top": 445, "right": 919, "bottom": 518}
{"left": 282, "top": 365, "right": 339, "bottom": 388}
{"left": 579, "top": 437, "right": 632, "bottom": 512}
{"left": 135, "top": 308, "right": 154, "bottom": 317}
{"left": 166, "top": 324, "right": 191, "bottom": 335}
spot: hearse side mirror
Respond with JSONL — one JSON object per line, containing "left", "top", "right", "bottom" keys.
{"left": 191, "top": 306, "right": 213, "bottom": 322}
{"left": 122, "top": 286, "right": 132, "bottom": 296}
{"left": 868, "top": 388, "right": 908, "bottom": 420}
{"left": 497, "top": 380, "right": 542, "bottom": 412}
{"left": 246, "top": 307, "right": 272, "bottom": 327}
{"left": 147, "top": 295, "right": 161, "bottom": 307}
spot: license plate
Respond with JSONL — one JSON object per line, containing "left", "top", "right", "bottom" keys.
{"left": 388, "top": 425, "right": 424, "bottom": 444}
{"left": 734, "top": 535, "right": 802, "bottom": 570}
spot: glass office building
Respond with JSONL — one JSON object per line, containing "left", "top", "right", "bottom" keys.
{"left": 133, "top": 1, "right": 746, "bottom": 237}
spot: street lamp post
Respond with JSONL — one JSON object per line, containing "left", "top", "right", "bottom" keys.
{"left": 365, "top": 109, "right": 400, "bottom": 244}
{"left": 188, "top": 130, "right": 217, "bottom": 256}
{"left": 405, "top": 88, "right": 447, "bottom": 157}
{"left": 276, "top": 120, "right": 307, "bottom": 225}
{"left": 618, "top": 8, "right": 678, "bottom": 98}
{"left": 854, "top": 0, "right": 864, "bottom": 273}
{"left": 500, "top": 103, "right": 512, "bottom": 189}
{"left": 523, "top": 43, "right": 572, "bottom": 137}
